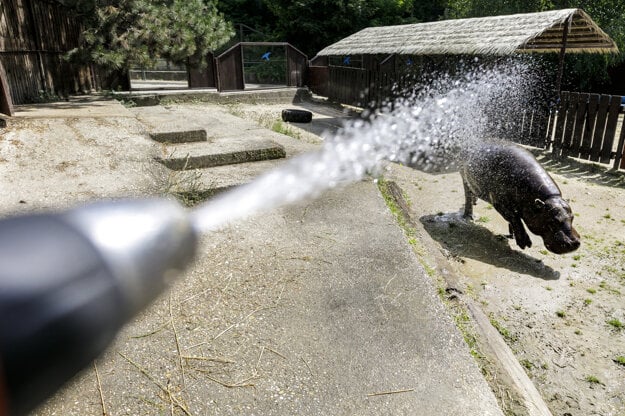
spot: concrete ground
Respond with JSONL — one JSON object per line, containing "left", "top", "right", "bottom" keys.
{"left": 0, "top": 93, "right": 504, "bottom": 415}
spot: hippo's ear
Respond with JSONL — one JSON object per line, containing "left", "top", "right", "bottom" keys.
{"left": 534, "top": 199, "right": 546, "bottom": 209}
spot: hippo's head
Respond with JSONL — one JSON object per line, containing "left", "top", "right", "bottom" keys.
{"left": 523, "top": 196, "right": 580, "bottom": 254}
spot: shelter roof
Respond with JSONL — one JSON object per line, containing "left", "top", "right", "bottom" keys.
{"left": 317, "top": 9, "right": 618, "bottom": 56}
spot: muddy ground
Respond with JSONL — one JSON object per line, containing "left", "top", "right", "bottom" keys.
{"left": 229, "top": 101, "right": 625, "bottom": 416}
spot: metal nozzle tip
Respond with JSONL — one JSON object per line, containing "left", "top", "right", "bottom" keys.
{"left": 61, "top": 198, "right": 198, "bottom": 316}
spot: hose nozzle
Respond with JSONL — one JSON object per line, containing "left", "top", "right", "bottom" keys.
{"left": 0, "top": 198, "right": 197, "bottom": 415}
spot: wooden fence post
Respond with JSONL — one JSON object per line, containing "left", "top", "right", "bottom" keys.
{"left": 600, "top": 96, "right": 622, "bottom": 164}
{"left": 580, "top": 94, "right": 600, "bottom": 160}
{"left": 0, "top": 61, "right": 13, "bottom": 116}
{"left": 614, "top": 113, "right": 625, "bottom": 171}
{"left": 552, "top": 92, "right": 569, "bottom": 157}
{"left": 590, "top": 95, "right": 611, "bottom": 162}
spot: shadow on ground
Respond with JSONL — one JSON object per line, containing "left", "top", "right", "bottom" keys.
{"left": 420, "top": 212, "right": 560, "bottom": 280}
{"left": 527, "top": 149, "right": 625, "bottom": 189}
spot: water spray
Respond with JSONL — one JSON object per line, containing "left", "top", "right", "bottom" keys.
{"left": 0, "top": 60, "right": 542, "bottom": 415}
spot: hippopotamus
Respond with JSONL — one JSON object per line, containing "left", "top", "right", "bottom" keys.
{"left": 460, "top": 141, "right": 580, "bottom": 254}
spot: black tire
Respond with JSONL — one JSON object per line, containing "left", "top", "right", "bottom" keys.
{"left": 281, "top": 109, "right": 312, "bottom": 123}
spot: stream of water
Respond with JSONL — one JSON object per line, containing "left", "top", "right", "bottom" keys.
{"left": 190, "top": 59, "right": 544, "bottom": 233}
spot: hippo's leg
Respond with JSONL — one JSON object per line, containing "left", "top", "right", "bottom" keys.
{"left": 509, "top": 217, "right": 532, "bottom": 249}
{"left": 462, "top": 179, "right": 476, "bottom": 219}
{"left": 494, "top": 204, "right": 532, "bottom": 249}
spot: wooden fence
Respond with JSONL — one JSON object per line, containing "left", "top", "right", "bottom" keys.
{"left": 0, "top": 0, "right": 99, "bottom": 107}
{"left": 315, "top": 66, "right": 625, "bottom": 171}
{"left": 324, "top": 66, "right": 400, "bottom": 107}
{"left": 550, "top": 91, "right": 625, "bottom": 170}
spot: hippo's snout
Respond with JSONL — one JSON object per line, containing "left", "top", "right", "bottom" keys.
{"left": 544, "top": 229, "right": 581, "bottom": 254}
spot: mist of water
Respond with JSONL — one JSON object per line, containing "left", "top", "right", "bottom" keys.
{"left": 191, "top": 58, "right": 545, "bottom": 233}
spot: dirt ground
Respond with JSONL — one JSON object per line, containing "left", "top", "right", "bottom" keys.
{"left": 1, "top": 97, "right": 624, "bottom": 415}
{"left": 386, "top": 159, "right": 625, "bottom": 416}
{"left": 229, "top": 101, "right": 625, "bottom": 416}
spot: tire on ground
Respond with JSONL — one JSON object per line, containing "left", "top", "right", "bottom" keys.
{"left": 281, "top": 109, "right": 312, "bottom": 123}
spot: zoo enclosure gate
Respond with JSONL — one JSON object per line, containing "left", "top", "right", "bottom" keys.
{"left": 189, "top": 42, "right": 308, "bottom": 92}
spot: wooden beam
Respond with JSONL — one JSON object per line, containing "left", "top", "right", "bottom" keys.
{"left": 521, "top": 42, "right": 616, "bottom": 51}
{"left": 555, "top": 16, "right": 572, "bottom": 95}
{"left": 615, "top": 112, "right": 625, "bottom": 170}
{"left": 0, "top": 60, "right": 13, "bottom": 116}
{"left": 528, "top": 36, "right": 607, "bottom": 44}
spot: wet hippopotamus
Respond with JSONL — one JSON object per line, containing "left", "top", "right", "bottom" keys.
{"left": 460, "top": 141, "right": 580, "bottom": 254}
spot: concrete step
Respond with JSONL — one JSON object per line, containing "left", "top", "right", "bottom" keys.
{"left": 132, "top": 106, "right": 208, "bottom": 143}
{"left": 150, "top": 129, "right": 207, "bottom": 144}
{"left": 155, "top": 137, "right": 286, "bottom": 170}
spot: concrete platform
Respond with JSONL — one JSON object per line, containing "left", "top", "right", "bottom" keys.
{"left": 8, "top": 98, "right": 505, "bottom": 416}
{"left": 183, "top": 159, "right": 286, "bottom": 195}
{"left": 12, "top": 96, "right": 133, "bottom": 119}
{"left": 133, "top": 105, "right": 208, "bottom": 143}
{"left": 169, "top": 182, "right": 505, "bottom": 415}
{"left": 155, "top": 138, "right": 286, "bottom": 170}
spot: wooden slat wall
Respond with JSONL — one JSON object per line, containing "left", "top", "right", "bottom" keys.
{"left": 0, "top": 60, "right": 13, "bottom": 115}
{"left": 551, "top": 91, "right": 625, "bottom": 170}
{"left": 0, "top": 0, "right": 98, "bottom": 105}
{"left": 308, "top": 66, "right": 329, "bottom": 98}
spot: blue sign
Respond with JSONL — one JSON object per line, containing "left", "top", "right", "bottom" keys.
{"left": 343, "top": 56, "right": 351, "bottom": 65}
{"left": 261, "top": 51, "right": 271, "bottom": 61}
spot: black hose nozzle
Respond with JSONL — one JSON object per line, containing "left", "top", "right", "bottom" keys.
{"left": 0, "top": 199, "right": 197, "bottom": 415}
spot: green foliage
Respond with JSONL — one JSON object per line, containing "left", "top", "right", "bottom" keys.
{"left": 219, "top": 0, "right": 446, "bottom": 57}
{"left": 217, "top": 0, "right": 624, "bottom": 92}
{"left": 217, "top": 0, "right": 276, "bottom": 38}
{"left": 64, "top": 0, "right": 234, "bottom": 70}
{"left": 585, "top": 375, "right": 604, "bottom": 385}
{"left": 489, "top": 316, "right": 516, "bottom": 342}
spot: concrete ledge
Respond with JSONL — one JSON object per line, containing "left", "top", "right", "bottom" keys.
{"left": 118, "top": 87, "right": 311, "bottom": 107}
{"left": 149, "top": 129, "right": 207, "bottom": 144}
{"left": 157, "top": 147, "right": 286, "bottom": 170}
{"left": 156, "top": 139, "right": 286, "bottom": 170}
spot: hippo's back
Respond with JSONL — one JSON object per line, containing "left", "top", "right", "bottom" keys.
{"left": 462, "top": 141, "right": 560, "bottom": 203}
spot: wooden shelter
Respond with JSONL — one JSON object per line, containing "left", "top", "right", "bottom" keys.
{"left": 310, "top": 8, "right": 619, "bottom": 108}
{"left": 316, "top": 9, "right": 618, "bottom": 58}
{"left": 314, "top": 8, "right": 618, "bottom": 96}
